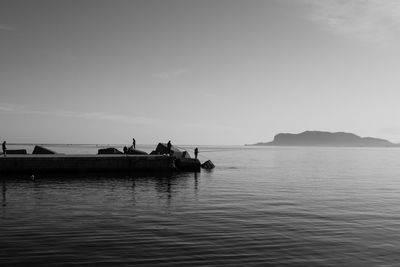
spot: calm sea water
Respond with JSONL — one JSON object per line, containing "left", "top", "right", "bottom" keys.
{"left": 2, "top": 145, "right": 400, "bottom": 266}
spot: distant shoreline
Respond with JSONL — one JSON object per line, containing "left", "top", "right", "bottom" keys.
{"left": 248, "top": 131, "right": 400, "bottom": 147}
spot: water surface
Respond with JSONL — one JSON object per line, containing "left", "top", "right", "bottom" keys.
{"left": 1, "top": 146, "right": 400, "bottom": 266}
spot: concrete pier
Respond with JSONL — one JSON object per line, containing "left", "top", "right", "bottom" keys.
{"left": 0, "top": 154, "right": 177, "bottom": 173}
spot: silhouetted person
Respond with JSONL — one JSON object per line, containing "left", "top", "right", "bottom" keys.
{"left": 2, "top": 141, "right": 6, "bottom": 157}
{"left": 123, "top": 146, "right": 128, "bottom": 154}
{"left": 194, "top": 147, "right": 198, "bottom": 159}
{"left": 132, "top": 138, "right": 136, "bottom": 149}
{"left": 167, "top": 141, "right": 172, "bottom": 155}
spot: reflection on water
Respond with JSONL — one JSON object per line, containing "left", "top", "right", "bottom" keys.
{"left": 2, "top": 147, "right": 400, "bottom": 266}
{"left": 2, "top": 180, "right": 6, "bottom": 207}
{"left": 0, "top": 171, "right": 201, "bottom": 213}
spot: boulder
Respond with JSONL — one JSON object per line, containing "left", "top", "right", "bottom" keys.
{"left": 126, "top": 147, "right": 148, "bottom": 155}
{"left": 97, "top": 147, "right": 123, "bottom": 155}
{"left": 201, "top": 160, "right": 215, "bottom": 169}
{"left": 5, "top": 149, "right": 27, "bottom": 155}
{"left": 32, "top": 145, "right": 57, "bottom": 154}
{"left": 154, "top": 143, "right": 191, "bottom": 158}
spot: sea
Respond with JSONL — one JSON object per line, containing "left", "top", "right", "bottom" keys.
{"left": 1, "top": 145, "right": 400, "bottom": 266}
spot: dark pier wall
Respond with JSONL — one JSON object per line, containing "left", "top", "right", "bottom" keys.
{"left": 0, "top": 155, "right": 176, "bottom": 173}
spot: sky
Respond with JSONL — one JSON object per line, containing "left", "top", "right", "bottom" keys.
{"left": 1, "top": 0, "right": 400, "bottom": 145}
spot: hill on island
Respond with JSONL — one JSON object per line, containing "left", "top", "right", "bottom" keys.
{"left": 251, "top": 131, "right": 397, "bottom": 147}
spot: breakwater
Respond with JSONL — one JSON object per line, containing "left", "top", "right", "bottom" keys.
{"left": 0, "top": 154, "right": 178, "bottom": 173}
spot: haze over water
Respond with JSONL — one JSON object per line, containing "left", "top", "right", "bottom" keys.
{"left": 2, "top": 146, "right": 400, "bottom": 266}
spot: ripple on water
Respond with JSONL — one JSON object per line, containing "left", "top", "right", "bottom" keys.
{"left": 2, "top": 147, "right": 400, "bottom": 266}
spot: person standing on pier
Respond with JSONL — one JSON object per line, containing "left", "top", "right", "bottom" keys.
{"left": 2, "top": 141, "right": 6, "bottom": 157}
{"left": 132, "top": 138, "right": 136, "bottom": 149}
{"left": 167, "top": 141, "right": 172, "bottom": 155}
{"left": 194, "top": 147, "right": 199, "bottom": 159}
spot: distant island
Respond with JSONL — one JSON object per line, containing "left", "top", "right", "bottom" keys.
{"left": 250, "top": 131, "right": 398, "bottom": 147}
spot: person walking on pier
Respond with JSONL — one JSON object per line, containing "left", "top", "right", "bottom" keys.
{"left": 194, "top": 147, "right": 199, "bottom": 159}
{"left": 2, "top": 141, "right": 6, "bottom": 157}
{"left": 132, "top": 138, "right": 136, "bottom": 149}
{"left": 167, "top": 141, "right": 172, "bottom": 155}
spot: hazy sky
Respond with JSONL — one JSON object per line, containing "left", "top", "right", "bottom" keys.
{"left": 1, "top": 0, "right": 400, "bottom": 145}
